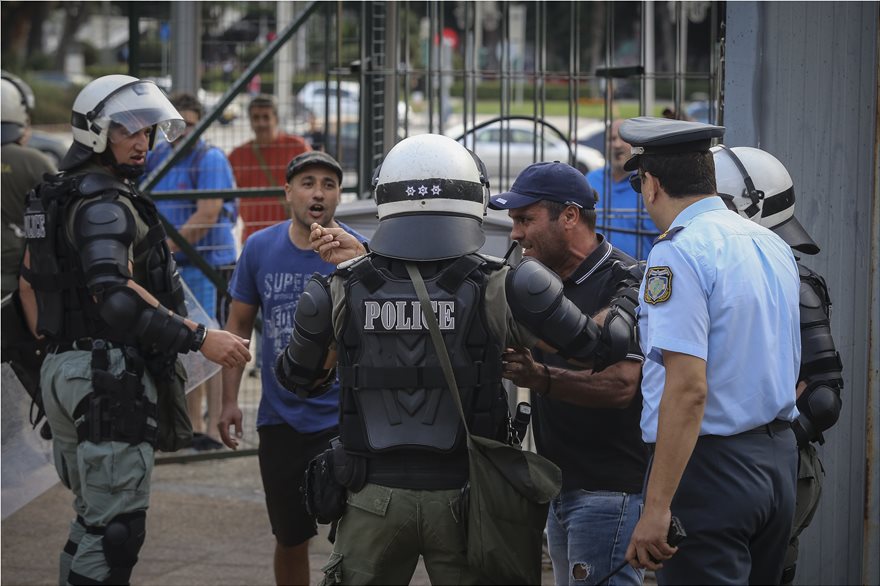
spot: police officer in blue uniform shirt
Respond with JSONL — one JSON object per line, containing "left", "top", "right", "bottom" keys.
{"left": 619, "top": 117, "right": 801, "bottom": 585}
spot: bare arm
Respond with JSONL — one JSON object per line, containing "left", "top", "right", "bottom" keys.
{"left": 626, "top": 350, "right": 707, "bottom": 570}
{"left": 218, "top": 299, "right": 259, "bottom": 449}
{"left": 126, "top": 274, "right": 250, "bottom": 369}
{"left": 168, "top": 198, "right": 224, "bottom": 252}
{"left": 18, "top": 249, "right": 40, "bottom": 338}
{"left": 502, "top": 346, "right": 641, "bottom": 408}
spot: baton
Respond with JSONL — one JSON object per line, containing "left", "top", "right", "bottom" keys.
{"left": 595, "top": 516, "right": 686, "bottom": 585}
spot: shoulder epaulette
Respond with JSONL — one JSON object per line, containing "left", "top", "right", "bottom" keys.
{"left": 475, "top": 252, "right": 506, "bottom": 269}
{"left": 653, "top": 225, "right": 685, "bottom": 245}
{"left": 336, "top": 253, "right": 369, "bottom": 271}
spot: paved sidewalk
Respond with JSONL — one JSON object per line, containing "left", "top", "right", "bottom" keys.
{"left": 5, "top": 454, "right": 544, "bottom": 585}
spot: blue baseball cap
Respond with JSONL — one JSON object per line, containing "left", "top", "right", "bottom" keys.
{"left": 488, "top": 161, "right": 597, "bottom": 211}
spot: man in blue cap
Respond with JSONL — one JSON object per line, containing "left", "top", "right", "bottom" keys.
{"left": 490, "top": 161, "right": 647, "bottom": 586}
{"left": 620, "top": 117, "right": 801, "bottom": 584}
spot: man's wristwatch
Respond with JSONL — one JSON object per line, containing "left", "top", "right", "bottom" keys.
{"left": 190, "top": 323, "right": 208, "bottom": 352}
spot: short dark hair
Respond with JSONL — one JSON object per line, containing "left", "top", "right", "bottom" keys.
{"left": 640, "top": 151, "right": 716, "bottom": 198}
{"left": 170, "top": 93, "right": 203, "bottom": 119}
{"left": 248, "top": 94, "right": 278, "bottom": 117}
{"left": 541, "top": 200, "right": 597, "bottom": 231}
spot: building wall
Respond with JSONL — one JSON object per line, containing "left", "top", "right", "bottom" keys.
{"left": 725, "top": 2, "right": 879, "bottom": 584}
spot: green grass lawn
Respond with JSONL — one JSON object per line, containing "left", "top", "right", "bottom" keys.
{"left": 449, "top": 100, "right": 671, "bottom": 120}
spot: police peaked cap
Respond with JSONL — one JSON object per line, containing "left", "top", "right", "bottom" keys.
{"left": 620, "top": 117, "right": 726, "bottom": 171}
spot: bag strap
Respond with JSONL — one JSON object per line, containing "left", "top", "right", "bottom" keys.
{"left": 405, "top": 262, "right": 471, "bottom": 437}
{"left": 250, "top": 142, "right": 277, "bottom": 186}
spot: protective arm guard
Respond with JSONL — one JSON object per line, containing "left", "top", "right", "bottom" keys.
{"left": 99, "top": 287, "right": 195, "bottom": 355}
{"left": 505, "top": 258, "right": 603, "bottom": 361}
{"left": 275, "top": 274, "right": 334, "bottom": 398}
{"left": 591, "top": 262, "right": 642, "bottom": 371}
{"left": 74, "top": 199, "right": 196, "bottom": 354}
{"left": 792, "top": 265, "right": 844, "bottom": 446}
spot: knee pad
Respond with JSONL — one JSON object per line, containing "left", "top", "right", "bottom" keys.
{"left": 102, "top": 511, "right": 146, "bottom": 585}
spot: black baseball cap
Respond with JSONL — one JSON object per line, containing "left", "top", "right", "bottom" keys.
{"left": 285, "top": 151, "right": 343, "bottom": 183}
{"left": 488, "top": 161, "right": 597, "bottom": 211}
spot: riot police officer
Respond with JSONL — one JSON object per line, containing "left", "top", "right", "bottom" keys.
{"left": 1, "top": 71, "right": 56, "bottom": 297}
{"left": 17, "top": 75, "right": 251, "bottom": 585}
{"left": 713, "top": 145, "right": 843, "bottom": 585}
{"left": 275, "top": 133, "right": 641, "bottom": 585}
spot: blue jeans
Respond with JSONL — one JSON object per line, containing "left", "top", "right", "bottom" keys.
{"left": 547, "top": 489, "right": 645, "bottom": 586}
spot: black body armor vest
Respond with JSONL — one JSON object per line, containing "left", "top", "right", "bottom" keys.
{"left": 336, "top": 254, "right": 508, "bottom": 463}
{"left": 22, "top": 171, "right": 187, "bottom": 345}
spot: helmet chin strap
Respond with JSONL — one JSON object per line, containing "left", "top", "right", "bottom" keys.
{"left": 100, "top": 149, "right": 145, "bottom": 180}
{"left": 716, "top": 145, "right": 763, "bottom": 218}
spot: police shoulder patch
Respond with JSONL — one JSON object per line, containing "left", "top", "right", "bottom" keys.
{"left": 644, "top": 266, "right": 673, "bottom": 304}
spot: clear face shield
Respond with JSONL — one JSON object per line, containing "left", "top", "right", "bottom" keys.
{"left": 94, "top": 81, "right": 185, "bottom": 146}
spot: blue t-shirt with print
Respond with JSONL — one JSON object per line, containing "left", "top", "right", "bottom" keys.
{"left": 146, "top": 140, "right": 237, "bottom": 267}
{"left": 229, "top": 220, "right": 367, "bottom": 433}
{"left": 587, "top": 166, "right": 659, "bottom": 261}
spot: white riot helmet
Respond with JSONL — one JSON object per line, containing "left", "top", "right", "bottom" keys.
{"left": 1, "top": 71, "right": 34, "bottom": 144}
{"left": 60, "top": 74, "right": 185, "bottom": 171}
{"left": 712, "top": 145, "right": 818, "bottom": 254}
{"left": 370, "top": 133, "right": 491, "bottom": 261}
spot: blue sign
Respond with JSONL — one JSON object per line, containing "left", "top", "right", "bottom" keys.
{"left": 159, "top": 22, "right": 170, "bottom": 42}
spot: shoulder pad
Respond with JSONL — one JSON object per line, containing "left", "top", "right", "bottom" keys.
{"left": 76, "top": 173, "right": 129, "bottom": 198}
{"left": 74, "top": 199, "right": 136, "bottom": 244}
{"left": 798, "top": 262, "right": 818, "bottom": 280}
{"left": 336, "top": 253, "right": 369, "bottom": 271}
{"left": 653, "top": 225, "right": 685, "bottom": 245}
{"left": 798, "top": 262, "right": 831, "bottom": 308}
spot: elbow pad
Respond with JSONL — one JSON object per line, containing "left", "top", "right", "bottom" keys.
{"left": 793, "top": 382, "right": 842, "bottom": 446}
{"left": 593, "top": 286, "right": 640, "bottom": 372}
{"left": 506, "top": 258, "right": 601, "bottom": 360}
{"left": 275, "top": 274, "right": 334, "bottom": 397}
{"left": 99, "top": 286, "right": 194, "bottom": 354}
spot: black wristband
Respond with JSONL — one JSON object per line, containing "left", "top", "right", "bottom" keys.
{"left": 190, "top": 323, "right": 207, "bottom": 353}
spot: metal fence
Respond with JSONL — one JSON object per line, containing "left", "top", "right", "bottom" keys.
{"left": 130, "top": 0, "right": 723, "bottom": 456}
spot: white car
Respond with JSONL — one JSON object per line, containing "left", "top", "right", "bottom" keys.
{"left": 297, "top": 81, "right": 360, "bottom": 120}
{"left": 445, "top": 119, "right": 605, "bottom": 191}
{"left": 297, "top": 80, "right": 412, "bottom": 123}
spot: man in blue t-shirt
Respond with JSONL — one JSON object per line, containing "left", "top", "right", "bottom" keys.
{"left": 218, "top": 151, "right": 366, "bottom": 586}
{"left": 587, "top": 119, "right": 659, "bottom": 260}
{"left": 145, "top": 92, "right": 238, "bottom": 450}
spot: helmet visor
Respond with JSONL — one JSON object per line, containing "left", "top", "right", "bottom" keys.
{"left": 97, "top": 81, "right": 185, "bottom": 143}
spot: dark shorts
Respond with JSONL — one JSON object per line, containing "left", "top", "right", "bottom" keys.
{"left": 258, "top": 424, "right": 338, "bottom": 547}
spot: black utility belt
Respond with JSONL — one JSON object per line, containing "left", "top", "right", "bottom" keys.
{"left": 47, "top": 338, "right": 127, "bottom": 354}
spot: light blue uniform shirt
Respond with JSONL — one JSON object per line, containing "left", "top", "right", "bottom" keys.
{"left": 637, "top": 196, "right": 800, "bottom": 443}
